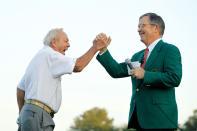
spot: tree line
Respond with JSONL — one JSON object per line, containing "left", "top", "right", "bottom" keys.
{"left": 67, "top": 107, "right": 197, "bottom": 131}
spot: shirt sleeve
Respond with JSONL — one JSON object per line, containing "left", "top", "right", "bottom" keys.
{"left": 127, "top": 65, "right": 132, "bottom": 75}
{"left": 48, "top": 52, "right": 76, "bottom": 78}
{"left": 98, "top": 49, "right": 108, "bottom": 55}
{"left": 18, "top": 75, "right": 26, "bottom": 91}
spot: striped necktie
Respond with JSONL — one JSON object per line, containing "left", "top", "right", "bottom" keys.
{"left": 141, "top": 48, "right": 149, "bottom": 68}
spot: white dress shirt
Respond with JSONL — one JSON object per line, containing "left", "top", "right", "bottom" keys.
{"left": 146, "top": 38, "right": 161, "bottom": 60}
{"left": 127, "top": 38, "right": 161, "bottom": 75}
{"left": 18, "top": 46, "right": 76, "bottom": 112}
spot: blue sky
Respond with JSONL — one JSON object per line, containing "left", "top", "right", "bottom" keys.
{"left": 0, "top": 0, "right": 197, "bottom": 130}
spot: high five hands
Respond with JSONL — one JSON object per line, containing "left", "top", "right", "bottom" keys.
{"left": 93, "top": 33, "right": 111, "bottom": 53}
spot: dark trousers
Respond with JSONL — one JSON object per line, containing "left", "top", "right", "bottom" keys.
{"left": 128, "top": 107, "right": 176, "bottom": 131}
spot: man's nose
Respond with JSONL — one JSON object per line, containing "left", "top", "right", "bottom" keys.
{"left": 67, "top": 43, "right": 70, "bottom": 47}
{"left": 137, "top": 27, "right": 141, "bottom": 33}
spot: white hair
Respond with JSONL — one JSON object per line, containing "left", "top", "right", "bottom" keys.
{"left": 43, "top": 28, "right": 64, "bottom": 46}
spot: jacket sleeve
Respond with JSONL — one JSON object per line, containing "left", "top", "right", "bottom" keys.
{"left": 144, "top": 44, "right": 182, "bottom": 88}
{"left": 96, "top": 50, "right": 129, "bottom": 78}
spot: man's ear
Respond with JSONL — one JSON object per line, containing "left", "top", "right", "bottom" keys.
{"left": 154, "top": 25, "right": 160, "bottom": 34}
{"left": 50, "top": 39, "right": 56, "bottom": 48}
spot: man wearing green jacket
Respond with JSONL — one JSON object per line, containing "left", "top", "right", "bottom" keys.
{"left": 96, "top": 13, "right": 182, "bottom": 130}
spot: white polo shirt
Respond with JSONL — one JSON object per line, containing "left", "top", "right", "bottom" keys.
{"left": 18, "top": 46, "right": 76, "bottom": 112}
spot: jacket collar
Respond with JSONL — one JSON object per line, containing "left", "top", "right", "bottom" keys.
{"left": 144, "top": 40, "right": 163, "bottom": 69}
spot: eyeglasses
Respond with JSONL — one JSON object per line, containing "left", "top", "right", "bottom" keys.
{"left": 138, "top": 23, "right": 156, "bottom": 29}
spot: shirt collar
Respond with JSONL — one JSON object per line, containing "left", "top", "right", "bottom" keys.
{"left": 44, "top": 45, "right": 56, "bottom": 52}
{"left": 147, "top": 38, "right": 162, "bottom": 53}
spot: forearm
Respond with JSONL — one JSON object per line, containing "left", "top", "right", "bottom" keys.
{"left": 73, "top": 46, "right": 97, "bottom": 72}
{"left": 97, "top": 50, "right": 129, "bottom": 78}
{"left": 17, "top": 88, "right": 25, "bottom": 113}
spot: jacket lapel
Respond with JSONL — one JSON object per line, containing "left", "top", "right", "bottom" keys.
{"left": 144, "top": 40, "right": 163, "bottom": 69}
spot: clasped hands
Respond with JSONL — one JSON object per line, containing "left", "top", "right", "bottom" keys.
{"left": 93, "top": 33, "right": 145, "bottom": 79}
{"left": 130, "top": 67, "right": 145, "bottom": 79}
{"left": 93, "top": 33, "right": 111, "bottom": 53}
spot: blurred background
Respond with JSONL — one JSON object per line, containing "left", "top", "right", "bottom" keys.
{"left": 0, "top": 0, "right": 197, "bottom": 130}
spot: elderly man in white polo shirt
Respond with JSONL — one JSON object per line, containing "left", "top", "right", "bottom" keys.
{"left": 16, "top": 28, "right": 111, "bottom": 131}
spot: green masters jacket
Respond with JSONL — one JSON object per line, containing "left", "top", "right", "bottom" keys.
{"left": 96, "top": 40, "right": 182, "bottom": 129}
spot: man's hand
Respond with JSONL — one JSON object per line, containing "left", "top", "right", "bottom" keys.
{"left": 93, "top": 33, "right": 111, "bottom": 52}
{"left": 130, "top": 67, "right": 145, "bottom": 79}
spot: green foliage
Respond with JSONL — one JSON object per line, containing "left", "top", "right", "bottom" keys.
{"left": 112, "top": 125, "right": 135, "bottom": 131}
{"left": 71, "top": 107, "right": 113, "bottom": 131}
{"left": 182, "top": 109, "right": 197, "bottom": 131}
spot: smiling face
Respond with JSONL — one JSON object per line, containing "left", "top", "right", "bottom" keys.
{"left": 138, "top": 16, "right": 160, "bottom": 46}
{"left": 51, "top": 31, "right": 70, "bottom": 55}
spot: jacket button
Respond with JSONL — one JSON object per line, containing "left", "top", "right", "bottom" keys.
{"left": 136, "top": 88, "right": 139, "bottom": 92}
